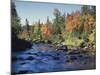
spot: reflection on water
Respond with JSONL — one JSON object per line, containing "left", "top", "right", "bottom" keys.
{"left": 11, "top": 43, "right": 95, "bottom": 74}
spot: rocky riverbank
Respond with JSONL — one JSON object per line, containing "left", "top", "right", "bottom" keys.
{"left": 11, "top": 32, "right": 32, "bottom": 52}
{"left": 11, "top": 43, "right": 96, "bottom": 74}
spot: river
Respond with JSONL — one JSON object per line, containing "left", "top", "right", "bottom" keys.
{"left": 11, "top": 43, "right": 95, "bottom": 74}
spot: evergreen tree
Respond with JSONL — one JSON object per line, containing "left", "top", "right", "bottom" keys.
{"left": 90, "top": 6, "right": 96, "bottom": 19}
{"left": 37, "top": 19, "right": 41, "bottom": 34}
{"left": 53, "top": 9, "right": 61, "bottom": 34}
{"left": 81, "top": 5, "right": 90, "bottom": 15}
{"left": 46, "top": 16, "right": 51, "bottom": 25}
{"left": 11, "top": 1, "right": 21, "bottom": 34}
{"left": 53, "top": 9, "right": 65, "bottom": 34}
{"left": 52, "top": 9, "right": 66, "bottom": 43}
{"left": 81, "top": 5, "right": 96, "bottom": 18}
{"left": 25, "top": 18, "right": 29, "bottom": 32}
{"left": 38, "top": 19, "right": 42, "bottom": 41}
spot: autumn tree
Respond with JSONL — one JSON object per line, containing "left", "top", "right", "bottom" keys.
{"left": 41, "top": 17, "right": 53, "bottom": 41}
{"left": 79, "top": 5, "right": 96, "bottom": 46}
{"left": 81, "top": 5, "right": 95, "bottom": 33}
{"left": 65, "top": 11, "right": 81, "bottom": 34}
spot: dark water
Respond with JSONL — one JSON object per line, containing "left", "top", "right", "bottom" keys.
{"left": 11, "top": 43, "right": 95, "bottom": 74}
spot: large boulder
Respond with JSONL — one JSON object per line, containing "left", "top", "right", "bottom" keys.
{"left": 11, "top": 32, "right": 32, "bottom": 52}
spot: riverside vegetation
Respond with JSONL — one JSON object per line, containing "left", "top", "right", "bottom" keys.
{"left": 11, "top": 1, "right": 96, "bottom": 74}
{"left": 12, "top": 2, "right": 96, "bottom": 54}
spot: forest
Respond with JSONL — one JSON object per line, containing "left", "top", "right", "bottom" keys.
{"left": 12, "top": 2, "right": 96, "bottom": 53}
{"left": 11, "top": 1, "right": 96, "bottom": 74}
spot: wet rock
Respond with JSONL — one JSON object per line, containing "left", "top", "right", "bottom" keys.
{"left": 70, "top": 56, "right": 77, "bottom": 61}
{"left": 56, "top": 45, "right": 68, "bottom": 51}
{"left": 27, "top": 56, "right": 35, "bottom": 60}
{"left": 18, "top": 70, "right": 29, "bottom": 74}
{"left": 53, "top": 56, "right": 60, "bottom": 60}
{"left": 78, "top": 54, "right": 83, "bottom": 58}
{"left": 83, "top": 61, "right": 87, "bottom": 65}
{"left": 18, "top": 57, "right": 24, "bottom": 60}
{"left": 20, "top": 62, "right": 26, "bottom": 65}
{"left": 69, "top": 50, "right": 80, "bottom": 55}
{"left": 27, "top": 52, "right": 33, "bottom": 55}
{"left": 33, "top": 53, "right": 39, "bottom": 56}
{"left": 45, "top": 54, "right": 53, "bottom": 57}
{"left": 57, "top": 53, "right": 60, "bottom": 56}
{"left": 66, "top": 60, "right": 70, "bottom": 62}
{"left": 46, "top": 40, "right": 52, "bottom": 44}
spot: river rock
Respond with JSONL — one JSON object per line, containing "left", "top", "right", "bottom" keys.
{"left": 27, "top": 56, "right": 35, "bottom": 60}
{"left": 12, "top": 31, "right": 32, "bottom": 52}
{"left": 56, "top": 45, "right": 68, "bottom": 51}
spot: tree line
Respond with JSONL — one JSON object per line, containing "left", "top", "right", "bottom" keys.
{"left": 11, "top": 2, "right": 96, "bottom": 49}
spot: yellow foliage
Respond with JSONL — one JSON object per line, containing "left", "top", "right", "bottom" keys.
{"left": 41, "top": 24, "right": 53, "bottom": 39}
{"left": 88, "top": 29, "right": 96, "bottom": 44}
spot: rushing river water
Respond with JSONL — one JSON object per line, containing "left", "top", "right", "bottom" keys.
{"left": 11, "top": 43, "right": 95, "bottom": 74}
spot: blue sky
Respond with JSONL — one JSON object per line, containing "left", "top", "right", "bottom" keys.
{"left": 15, "top": 1, "right": 82, "bottom": 25}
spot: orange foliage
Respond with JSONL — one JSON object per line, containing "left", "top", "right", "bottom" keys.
{"left": 41, "top": 24, "right": 53, "bottom": 39}
{"left": 65, "top": 11, "right": 81, "bottom": 33}
{"left": 65, "top": 11, "right": 95, "bottom": 33}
